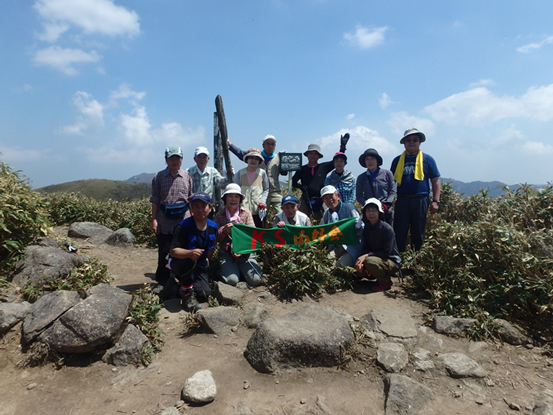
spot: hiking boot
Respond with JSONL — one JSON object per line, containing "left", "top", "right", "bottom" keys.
{"left": 181, "top": 289, "right": 201, "bottom": 312}
{"left": 368, "top": 281, "right": 393, "bottom": 292}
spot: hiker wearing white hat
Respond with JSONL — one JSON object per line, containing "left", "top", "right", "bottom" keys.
{"left": 150, "top": 146, "right": 193, "bottom": 285}
{"left": 187, "top": 146, "right": 227, "bottom": 215}
{"left": 214, "top": 184, "right": 263, "bottom": 287}
{"left": 390, "top": 128, "right": 441, "bottom": 252}
{"left": 228, "top": 134, "right": 285, "bottom": 213}
{"left": 292, "top": 133, "right": 350, "bottom": 220}
{"left": 354, "top": 198, "right": 401, "bottom": 292}
{"left": 319, "top": 185, "right": 363, "bottom": 268}
{"left": 233, "top": 148, "right": 269, "bottom": 228}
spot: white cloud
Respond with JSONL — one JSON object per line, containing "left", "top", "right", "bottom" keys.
{"left": 344, "top": 25, "right": 387, "bottom": 49}
{"left": 0, "top": 146, "right": 50, "bottom": 162}
{"left": 110, "top": 83, "right": 146, "bottom": 102}
{"left": 517, "top": 36, "right": 553, "bottom": 53}
{"left": 34, "top": 0, "right": 140, "bottom": 41}
{"left": 120, "top": 105, "right": 152, "bottom": 146}
{"left": 522, "top": 141, "right": 553, "bottom": 155}
{"left": 346, "top": 114, "right": 355, "bottom": 120}
{"left": 33, "top": 46, "right": 100, "bottom": 75}
{"left": 424, "top": 84, "right": 553, "bottom": 124}
{"left": 469, "top": 79, "right": 495, "bottom": 88}
{"left": 387, "top": 112, "right": 435, "bottom": 138}
{"left": 379, "top": 93, "right": 393, "bottom": 109}
{"left": 61, "top": 91, "right": 104, "bottom": 135}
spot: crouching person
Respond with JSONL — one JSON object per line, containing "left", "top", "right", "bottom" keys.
{"left": 273, "top": 194, "right": 311, "bottom": 227}
{"left": 320, "top": 185, "right": 363, "bottom": 267}
{"left": 168, "top": 192, "right": 218, "bottom": 311}
{"left": 215, "top": 184, "right": 263, "bottom": 287}
{"left": 355, "top": 198, "right": 401, "bottom": 292}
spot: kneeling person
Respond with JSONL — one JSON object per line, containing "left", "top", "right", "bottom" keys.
{"left": 169, "top": 192, "right": 218, "bottom": 311}
{"left": 320, "top": 185, "right": 363, "bottom": 267}
{"left": 273, "top": 195, "right": 311, "bottom": 227}
{"left": 355, "top": 198, "right": 401, "bottom": 292}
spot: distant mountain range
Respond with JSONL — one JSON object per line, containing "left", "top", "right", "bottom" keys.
{"left": 36, "top": 174, "right": 544, "bottom": 201}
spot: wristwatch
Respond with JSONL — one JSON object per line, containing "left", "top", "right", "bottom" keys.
{"left": 432, "top": 200, "right": 440, "bottom": 205}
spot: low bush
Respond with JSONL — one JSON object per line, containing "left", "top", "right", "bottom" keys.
{"left": 405, "top": 182, "right": 553, "bottom": 341}
{"left": 0, "top": 160, "right": 49, "bottom": 274}
{"left": 259, "top": 243, "right": 355, "bottom": 299}
{"left": 44, "top": 192, "right": 155, "bottom": 246}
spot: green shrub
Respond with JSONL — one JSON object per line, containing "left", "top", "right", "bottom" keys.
{"left": 259, "top": 243, "right": 355, "bottom": 299}
{"left": 44, "top": 192, "right": 155, "bottom": 246}
{"left": 405, "top": 183, "right": 553, "bottom": 341}
{"left": 0, "top": 160, "right": 49, "bottom": 274}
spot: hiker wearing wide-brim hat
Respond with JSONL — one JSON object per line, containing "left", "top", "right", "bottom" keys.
{"left": 355, "top": 198, "right": 401, "bottom": 293}
{"left": 356, "top": 148, "right": 396, "bottom": 226}
{"left": 228, "top": 134, "right": 285, "bottom": 215}
{"left": 324, "top": 151, "right": 356, "bottom": 205}
{"left": 291, "top": 133, "right": 350, "bottom": 220}
{"left": 214, "top": 183, "right": 263, "bottom": 288}
{"left": 234, "top": 148, "right": 269, "bottom": 228}
{"left": 390, "top": 127, "right": 441, "bottom": 253}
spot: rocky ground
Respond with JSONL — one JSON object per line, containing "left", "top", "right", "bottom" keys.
{"left": 1, "top": 228, "right": 553, "bottom": 415}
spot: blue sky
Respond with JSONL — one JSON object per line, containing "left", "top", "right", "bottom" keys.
{"left": 2, "top": 0, "right": 553, "bottom": 188}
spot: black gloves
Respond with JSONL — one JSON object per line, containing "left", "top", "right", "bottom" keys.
{"left": 340, "top": 133, "right": 350, "bottom": 152}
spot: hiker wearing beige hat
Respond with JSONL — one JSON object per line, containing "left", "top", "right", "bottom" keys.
{"left": 233, "top": 148, "right": 269, "bottom": 228}
{"left": 228, "top": 134, "right": 285, "bottom": 213}
{"left": 390, "top": 128, "right": 441, "bottom": 252}
{"left": 292, "top": 133, "right": 350, "bottom": 219}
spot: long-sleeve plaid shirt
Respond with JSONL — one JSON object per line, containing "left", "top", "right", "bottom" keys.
{"left": 186, "top": 165, "right": 227, "bottom": 200}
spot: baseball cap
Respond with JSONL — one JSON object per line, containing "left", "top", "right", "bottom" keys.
{"left": 320, "top": 185, "right": 338, "bottom": 198}
{"left": 281, "top": 194, "right": 299, "bottom": 206}
{"left": 165, "top": 146, "right": 183, "bottom": 158}
{"left": 190, "top": 192, "right": 211, "bottom": 204}
{"left": 194, "top": 146, "right": 210, "bottom": 157}
{"left": 263, "top": 134, "right": 277, "bottom": 143}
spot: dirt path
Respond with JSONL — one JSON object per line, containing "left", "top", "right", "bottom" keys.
{"left": 1, "top": 233, "right": 553, "bottom": 415}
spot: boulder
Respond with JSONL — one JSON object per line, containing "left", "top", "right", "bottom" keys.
{"left": 214, "top": 282, "right": 244, "bottom": 305}
{"left": 363, "top": 309, "right": 418, "bottom": 343}
{"left": 245, "top": 305, "right": 354, "bottom": 373}
{"left": 385, "top": 374, "right": 433, "bottom": 415}
{"left": 12, "top": 245, "right": 89, "bottom": 288}
{"left": 0, "top": 302, "right": 32, "bottom": 334}
{"left": 433, "top": 316, "right": 477, "bottom": 335}
{"left": 495, "top": 318, "right": 528, "bottom": 345}
{"left": 105, "top": 228, "right": 134, "bottom": 247}
{"left": 196, "top": 306, "right": 240, "bottom": 335}
{"left": 377, "top": 342, "right": 409, "bottom": 373}
{"left": 36, "top": 284, "right": 132, "bottom": 353}
{"left": 103, "top": 324, "right": 150, "bottom": 366}
{"left": 22, "top": 290, "right": 81, "bottom": 344}
{"left": 68, "top": 222, "right": 113, "bottom": 240}
{"left": 439, "top": 352, "right": 486, "bottom": 378}
{"left": 181, "top": 370, "right": 217, "bottom": 404}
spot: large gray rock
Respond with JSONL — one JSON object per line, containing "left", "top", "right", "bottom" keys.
{"left": 103, "top": 324, "right": 150, "bottom": 366}
{"left": 385, "top": 374, "right": 433, "bottom": 415}
{"left": 433, "top": 316, "right": 477, "bottom": 335}
{"left": 22, "top": 290, "right": 81, "bottom": 344}
{"left": 439, "top": 352, "right": 486, "bottom": 378}
{"left": 12, "top": 245, "right": 89, "bottom": 288}
{"left": 196, "top": 306, "right": 241, "bottom": 335}
{"left": 377, "top": 342, "right": 409, "bottom": 373}
{"left": 36, "top": 284, "right": 132, "bottom": 353}
{"left": 68, "top": 222, "right": 113, "bottom": 239}
{"left": 495, "top": 318, "right": 528, "bottom": 345}
{"left": 214, "top": 282, "right": 244, "bottom": 305}
{"left": 245, "top": 305, "right": 354, "bottom": 373}
{"left": 181, "top": 370, "right": 217, "bottom": 404}
{"left": 105, "top": 228, "right": 134, "bottom": 247}
{"left": 363, "top": 309, "right": 418, "bottom": 343}
{"left": 0, "top": 302, "right": 32, "bottom": 334}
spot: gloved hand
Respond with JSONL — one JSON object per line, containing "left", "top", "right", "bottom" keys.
{"left": 340, "top": 133, "right": 350, "bottom": 152}
{"left": 355, "top": 216, "right": 363, "bottom": 229}
{"left": 382, "top": 204, "right": 389, "bottom": 212}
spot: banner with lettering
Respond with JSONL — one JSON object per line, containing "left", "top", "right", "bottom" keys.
{"left": 231, "top": 217, "right": 358, "bottom": 254}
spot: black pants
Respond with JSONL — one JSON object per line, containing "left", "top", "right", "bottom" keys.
{"left": 155, "top": 233, "right": 173, "bottom": 284}
{"left": 170, "top": 258, "right": 210, "bottom": 301}
{"left": 393, "top": 196, "right": 429, "bottom": 252}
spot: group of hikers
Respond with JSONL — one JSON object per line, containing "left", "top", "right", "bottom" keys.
{"left": 150, "top": 128, "right": 441, "bottom": 311}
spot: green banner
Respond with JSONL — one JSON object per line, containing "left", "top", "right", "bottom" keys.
{"left": 231, "top": 217, "right": 358, "bottom": 254}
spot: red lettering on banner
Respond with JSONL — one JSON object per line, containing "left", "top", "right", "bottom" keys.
{"left": 251, "top": 229, "right": 266, "bottom": 249}
{"left": 275, "top": 229, "right": 285, "bottom": 247}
